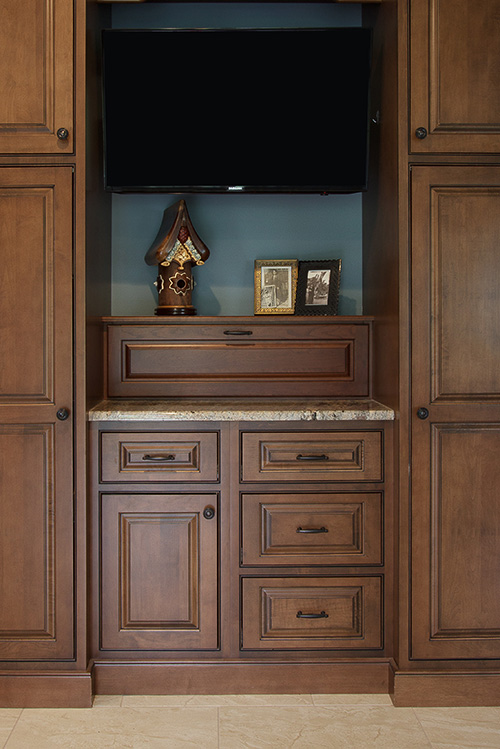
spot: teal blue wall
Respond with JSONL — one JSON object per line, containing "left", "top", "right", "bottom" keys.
{"left": 110, "top": 3, "right": 364, "bottom": 317}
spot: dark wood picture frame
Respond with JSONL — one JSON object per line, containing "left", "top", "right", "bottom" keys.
{"left": 294, "top": 260, "right": 341, "bottom": 316}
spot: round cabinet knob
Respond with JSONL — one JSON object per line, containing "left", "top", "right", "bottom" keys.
{"left": 203, "top": 506, "right": 215, "bottom": 520}
{"left": 415, "top": 127, "right": 428, "bottom": 140}
{"left": 56, "top": 127, "right": 69, "bottom": 141}
{"left": 56, "top": 407, "right": 70, "bottom": 421}
{"left": 417, "top": 407, "right": 429, "bottom": 420}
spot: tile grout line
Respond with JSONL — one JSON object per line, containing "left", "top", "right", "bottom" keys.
{"left": 410, "top": 707, "right": 436, "bottom": 749}
{"left": 3, "top": 708, "right": 23, "bottom": 749}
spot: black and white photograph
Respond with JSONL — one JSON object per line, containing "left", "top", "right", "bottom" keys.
{"left": 295, "top": 259, "right": 341, "bottom": 316}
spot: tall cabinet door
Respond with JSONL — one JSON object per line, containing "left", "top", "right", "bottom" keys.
{"left": 411, "top": 166, "right": 500, "bottom": 660}
{"left": 0, "top": 0, "right": 73, "bottom": 154}
{"left": 0, "top": 167, "right": 74, "bottom": 660}
{"left": 410, "top": 0, "right": 500, "bottom": 153}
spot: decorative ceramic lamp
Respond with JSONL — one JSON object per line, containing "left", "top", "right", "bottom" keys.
{"left": 144, "top": 200, "right": 210, "bottom": 316}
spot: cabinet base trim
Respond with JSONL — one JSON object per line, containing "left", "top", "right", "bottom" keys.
{"left": 0, "top": 672, "right": 93, "bottom": 708}
{"left": 92, "top": 660, "right": 391, "bottom": 695}
{"left": 393, "top": 672, "right": 500, "bottom": 706}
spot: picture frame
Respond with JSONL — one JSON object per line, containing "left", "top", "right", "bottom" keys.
{"left": 294, "top": 260, "right": 342, "bottom": 316}
{"left": 254, "top": 259, "right": 298, "bottom": 315}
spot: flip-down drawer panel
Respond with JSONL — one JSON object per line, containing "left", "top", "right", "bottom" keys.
{"left": 105, "top": 319, "right": 371, "bottom": 398}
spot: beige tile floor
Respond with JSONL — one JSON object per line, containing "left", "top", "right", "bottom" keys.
{"left": 1, "top": 694, "right": 499, "bottom": 748}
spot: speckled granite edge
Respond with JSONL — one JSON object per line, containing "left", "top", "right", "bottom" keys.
{"left": 88, "top": 399, "right": 395, "bottom": 422}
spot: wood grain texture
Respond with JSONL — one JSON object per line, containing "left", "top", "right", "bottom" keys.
{"left": 0, "top": 168, "right": 74, "bottom": 662}
{"left": 0, "top": 0, "right": 73, "bottom": 153}
{"left": 105, "top": 319, "right": 371, "bottom": 398}
{"left": 99, "top": 493, "right": 219, "bottom": 651}
{"left": 241, "top": 492, "right": 383, "bottom": 566}
{"left": 410, "top": 0, "right": 500, "bottom": 152}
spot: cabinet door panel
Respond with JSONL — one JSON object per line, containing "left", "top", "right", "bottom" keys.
{"left": 410, "top": 0, "right": 500, "bottom": 153}
{"left": 0, "top": 167, "right": 74, "bottom": 660}
{"left": 412, "top": 424, "right": 500, "bottom": 659}
{"left": 411, "top": 166, "right": 500, "bottom": 660}
{"left": 100, "top": 494, "right": 219, "bottom": 651}
{"left": 0, "top": 0, "right": 73, "bottom": 153}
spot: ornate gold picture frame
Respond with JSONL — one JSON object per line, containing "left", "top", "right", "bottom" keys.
{"left": 254, "top": 259, "right": 298, "bottom": 315}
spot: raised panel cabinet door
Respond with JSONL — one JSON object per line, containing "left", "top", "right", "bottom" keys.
{"left": 411, "top": 166, "right": 500, "bottom": 660}
{"left": 0, "top": 0, "right": 73, "bottom": 154}
{"left": 0, "top": 167, "right": 74, "bottom": 660}
{"left": 99, "top": 494, "right": 219, "bottom": 651}
{"left": 410, "top": 0, "right": 500, "bottom": 153}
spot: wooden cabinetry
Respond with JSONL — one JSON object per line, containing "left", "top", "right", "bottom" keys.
{"left": 90, "top": 418, "right": 392, "bottom": 693}
{"left": 100, "top": 492, "right": 219, "bottom": 651}
{"left": 0, "top": 168, "right": 74, "bottom": 661}
{"left": 91, "top": 425, "right": 223, "bottom": 658}
{"left": 238, "top": 426, "right": 388, "bottom": 658}
{"left": 409, "top": 0, "right": 500, "bottom": 153}
{"left": 410, "top": 166, "right": 500, "bottom": 661}
{"left": 389, "top": 0, "right": 500, "bottom": 705}
{"left": 103, "top": 317, "right": 372, "bottom": 399}
{"left": 0, "top": 0, "right": 89, "bottom": 707}
{"left": 0, "top": 0, "right": 73, "bottom": 154}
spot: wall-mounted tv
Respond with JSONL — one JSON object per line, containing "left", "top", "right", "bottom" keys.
{"left": 102, "top": 27, "right": 372, "bottom": 194}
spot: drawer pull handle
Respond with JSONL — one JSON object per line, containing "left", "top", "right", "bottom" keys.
{"left": 142, "top": 454, "right": 176, "bottom": 462}
{"left": 296, "top": 454, "right": 329, "bottom": 461}
{"left": 296, "top": 526, "right": 328, "bottom": 534}
{"left": 296, "top": 611, "right": 329, "bottom": 619}
{"left": 223, "top": 330, "right": 253, "bottom": 336}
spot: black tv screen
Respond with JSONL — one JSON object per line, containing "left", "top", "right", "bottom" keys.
{"left": 102, "top": 27, "right": 372, "bottom": 194}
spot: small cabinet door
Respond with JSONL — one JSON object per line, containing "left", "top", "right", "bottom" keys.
{"left": 0, "top": 0, "right": 73, "bottom": 154}
{"left": 410, "top": 0, "right": 500, "bottom": 153}
{"left": 411, "top": 166, "right": 500, "bottom": 660}
{"left": 100, "top": 494, "right": 219, "bottom": 651}
{"left": 0, "top": 167, "right": 74, "bottom": 660}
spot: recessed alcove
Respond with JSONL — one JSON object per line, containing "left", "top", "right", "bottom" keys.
{"left": 103, "top": 2, "right": 368, "bottom": 317}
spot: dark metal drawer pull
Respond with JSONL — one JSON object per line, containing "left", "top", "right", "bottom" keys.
{"left": 296, "top": 526, "right": 328, "bottom": 534}
{"left": 296, "top": 454, "right": 329, "bottom": 461}
{"left": 296, "top": 611, "right": 329, "bottom": 619}
{"left": 223, "top": 330, "right": 253, "bottom": 335}
{"left": 142, "top": 454, "right": 176, "bottom": 461}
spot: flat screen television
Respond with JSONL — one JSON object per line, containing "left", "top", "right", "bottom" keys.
{"left": 102, "top": 27, "right": 372, "bottom": 194}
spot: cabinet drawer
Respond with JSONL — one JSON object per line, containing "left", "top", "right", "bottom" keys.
{"left": 241, "top": 493, "right": 383, "bottom": 566}
{"left": 105, "top": 319, "right": 370, "bottom": 398}
{"left": 241, "top": 431, "right": 382, "bottom": 482}
{"left": 241, "top": 576, "right": 382, "bottom": 650}
{"left": 100, "top": 431, "right": 219, "bottom": 483}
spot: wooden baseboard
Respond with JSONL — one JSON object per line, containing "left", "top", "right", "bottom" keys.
{"left": 92, "top": 660, "right": 391, "bottom": 696}
{"left": 0, "top": 672, "right": 93, "bottom": 708}
{"left": 393, "top": 671, "right": 500, "bottom": 707}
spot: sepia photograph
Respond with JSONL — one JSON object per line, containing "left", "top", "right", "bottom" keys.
{"left": 254, "top": 259, "right": 298, "bottom": 314}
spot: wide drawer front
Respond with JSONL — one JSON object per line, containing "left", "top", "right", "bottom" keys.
{"left": 100, "top": 431, "right": 219, "bottom": 482}
{"left": 241, "top": 576, "right": 382, "bottom": 650}
{"left": 241, "top": 431, "right": 383, "bottom": 482}
{"left": 106, "top": 322, "right": 370, "bottom": 398}
{"left": 241, "top": 493, "right": 383, "bottom": 566}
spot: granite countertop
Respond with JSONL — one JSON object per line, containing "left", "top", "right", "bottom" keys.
{"left": 88, "top": 399, "right": 395, "bottom": 422}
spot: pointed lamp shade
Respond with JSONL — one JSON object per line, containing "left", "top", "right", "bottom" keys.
{"left": 144, "top": 200, "right": 210, "bottom": 316}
